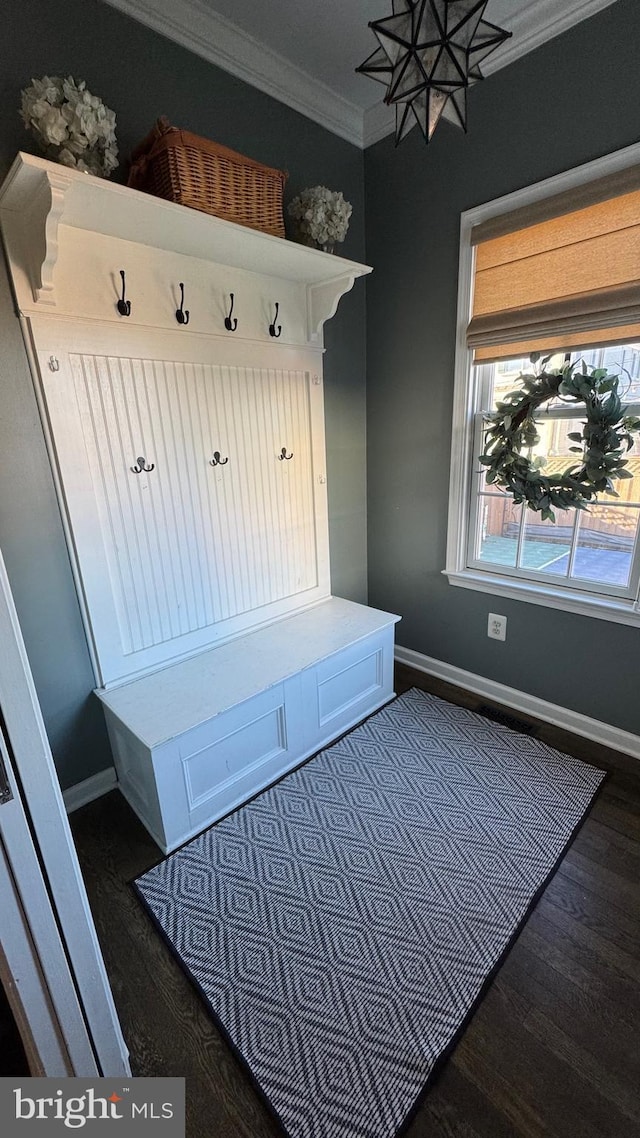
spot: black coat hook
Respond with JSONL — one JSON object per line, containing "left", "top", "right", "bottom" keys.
{"left": 117, "top": 270, "right": 131, "bottom": 316}
{"left": 176, "top": 282, "right": 190, "bottom": 325}
{"left": 278, "top": 447, "right": 293, "bottom": 461}
{"left": 131, "top": 456, "right": 155, "bottom": 474}
{"left": 224, "top": 293, "right": 238, "bottom": 332}
{"left": 209, "top": 451, "right": 229, "bottom": 467}
{"left": 269, "top": 302, "right": 282, "bottom": 338}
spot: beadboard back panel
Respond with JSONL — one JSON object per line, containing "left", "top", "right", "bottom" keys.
{"left": 29, "top": 317, "right": 330, "bottom": 686}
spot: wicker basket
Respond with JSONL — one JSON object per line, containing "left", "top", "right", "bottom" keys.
{"left": 127, "top": 117, "right": 287, "bottom": 237}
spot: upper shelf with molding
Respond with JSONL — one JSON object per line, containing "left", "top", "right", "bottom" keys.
{"left": 0, "top": 152, "right": 371, "bottom": 343}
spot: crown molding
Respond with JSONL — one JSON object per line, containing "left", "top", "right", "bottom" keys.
{"left": 363, "top": 0, "right": 619, "bottom": 148}
{"left": 102, "top": 0, "right": 617, "bottom": 152}
{"left": 101, "top": 0, "right": 364, "bottom": 147}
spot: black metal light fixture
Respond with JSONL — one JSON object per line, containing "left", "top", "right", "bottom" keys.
{"left": 357, "top": 0, "right": 511, "bottom": 145}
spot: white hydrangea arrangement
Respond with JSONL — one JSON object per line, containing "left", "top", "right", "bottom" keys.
{"left": 20, "top": 76, "right": 118, "bottom": 178}
{"left": 288, "top": 185, "right": 352, "bottom": 251}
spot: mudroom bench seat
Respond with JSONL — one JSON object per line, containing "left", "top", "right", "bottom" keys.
{"left": 97, "top": 597, "right": 400, "bottom": 852}
{"left": 0, "top": 155, "right": 392, "bottom": 856}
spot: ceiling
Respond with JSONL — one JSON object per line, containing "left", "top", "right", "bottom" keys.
{"left": 196, "top": 0, "right": 527, "bottom": 110}
{"left": 103, "top": 0, "right": 618, "bottom": 147}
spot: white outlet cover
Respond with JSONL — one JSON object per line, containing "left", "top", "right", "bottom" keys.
{"left": 488, "top": 613, "right": 507, "bottom": 641}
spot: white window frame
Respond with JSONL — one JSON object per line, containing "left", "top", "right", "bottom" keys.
{"left": 445, "top": 140, "right": 640, "bottom": 628}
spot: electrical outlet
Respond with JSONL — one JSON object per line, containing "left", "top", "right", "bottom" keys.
{"left": 488, "top": 613, "right": 507, "bottom": 641}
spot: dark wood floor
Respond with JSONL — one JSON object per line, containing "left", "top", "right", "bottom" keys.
{"left": 0, "top": 981, "right": 29, "bottom": 1076}
{"left": 70, "top": 664, "right": 640, "bottom": 1138}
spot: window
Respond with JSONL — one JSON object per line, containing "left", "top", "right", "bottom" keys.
{"left": 471, "top": 346, "right": 640, "bottom": 598}
{"left": 446, "top": 143, "right": 640, "bottom": 626}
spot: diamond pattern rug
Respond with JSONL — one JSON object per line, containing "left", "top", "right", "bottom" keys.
{"left": 134, "top": 688, "right": 605, "bottom": 1138}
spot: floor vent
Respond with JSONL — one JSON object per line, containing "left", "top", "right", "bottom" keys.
{"left": 477, "top": 704, "right": 536, "bottom": 736}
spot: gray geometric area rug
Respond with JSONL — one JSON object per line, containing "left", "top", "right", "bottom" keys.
{"left": 134, "top": 687, "right": 605, "bottom": 1138}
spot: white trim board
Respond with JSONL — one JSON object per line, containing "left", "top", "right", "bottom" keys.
{"left": 100, "top": 0, "right": 618, "bottom": 150}
{"left": 62, "top": 637, "right": 640, "bottom": 814}
{"left": 100, "top": 0, "right": 363, "bottom": 146}
{"left": 395, "top": 644, "right": 640, "bottom": 762}
{"left": 63, "top": 767, "right": 118, "bottom": 814}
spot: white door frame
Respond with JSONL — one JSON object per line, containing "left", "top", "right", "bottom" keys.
{"left": 0, "top": 548, "right": 129, "bottom": 1076}
{"left": 0, "top": 815, "right": 80, "bottom": 1077}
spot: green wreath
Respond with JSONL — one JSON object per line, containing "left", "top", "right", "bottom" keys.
{"left": 479, "top": 360, "right": 640, "bottom": 522}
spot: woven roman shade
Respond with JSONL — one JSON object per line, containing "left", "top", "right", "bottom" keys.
{"left": 467, "top": 167, "right": 640, "bottom": 363}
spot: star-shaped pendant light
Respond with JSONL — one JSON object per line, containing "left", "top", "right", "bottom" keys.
{"left": 357, "top": 0, "right": 511, "bottom": 145}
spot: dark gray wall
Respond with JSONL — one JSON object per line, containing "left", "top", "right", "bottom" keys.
{"left": 0, "top": 0, "right": 367, "bottom": 788}
{"left": 365, "top": 0, "right": 640, "bottom": 735}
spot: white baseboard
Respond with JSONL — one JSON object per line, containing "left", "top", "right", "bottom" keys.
{"left": 63, "top": 650, "right": 639, "bottom": 810}
{"left": 395, "top": 645, "right": 640, "bottom": 761}
{"left": 63, "top": 766, "right": 118, "bottom": 814}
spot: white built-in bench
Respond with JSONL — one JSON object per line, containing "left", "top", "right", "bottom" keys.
{"left": 0, "top": 155, "right": 392, "bottom": 853}
{"left": 97, "top": 597, "right": 400, "bottom": 852}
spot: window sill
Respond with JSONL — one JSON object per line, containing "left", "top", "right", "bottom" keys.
{"left": 443, "top": 567, "right": 640, "bottom": 627}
